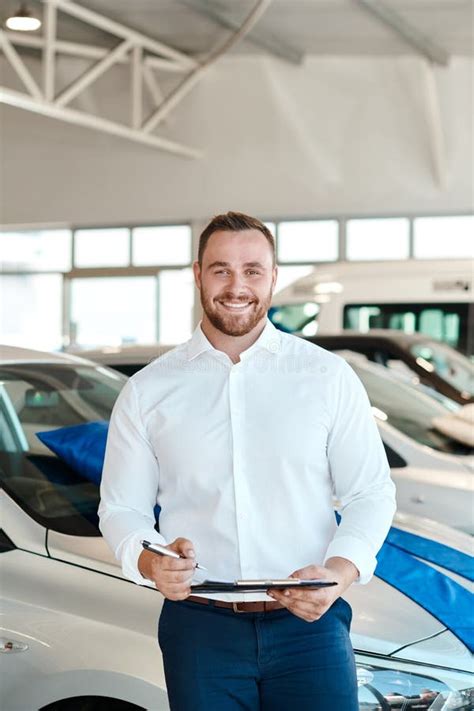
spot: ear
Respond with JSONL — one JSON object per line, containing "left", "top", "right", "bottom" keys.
{"left": 193, "top": 260, "right": 202, "bottom": 290}
{"left": 271, "top": 264, "right": 278, "bottom": 292}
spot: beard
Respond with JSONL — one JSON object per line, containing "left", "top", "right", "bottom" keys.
{"left": 200, "top": 286, "right": 273, "bottom": 337}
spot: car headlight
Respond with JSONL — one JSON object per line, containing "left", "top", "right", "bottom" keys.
{"left": 356, "top": 656, "right": 474, "bottom": 710}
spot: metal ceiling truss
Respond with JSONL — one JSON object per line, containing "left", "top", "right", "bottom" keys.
{"left": 180, "top": 0, "right": 304, "bottom": 65}
{"left": 0, "top": 0, "right": 273, "bottom": 156}
{"left": 355, "top": 0, "right": 449, "bottom": 188}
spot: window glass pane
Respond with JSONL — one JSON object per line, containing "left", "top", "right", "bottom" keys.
{"left": 278, "top": 221, "right": 338, "bottom": 263}
{"left": 351, "top": 361, "right": 471, "bottom": 455}
{"left": 343, "top": 303, "right": 470, "bottom": 354}
{"left": 346, "top": 218, "right": 409, "bottom": 260}
{"left": 133, "top": 225, "right": 191, "bottom": 266}
{"left": 0, "top": 363, "right": 125, "bottom": 536}
{"left": 158, "top": 268, "right": 194, "bottom": 344}
{"left": 70, "top": 277, "right": 156, "bottom": 347}
{"left": 269, "top": 303, "right": 320, "bottom": 335}
{"left": 74, "top": 228, "right": 130, "bottom": 267}
{"left": 414, "top": 216, "right": 474, "bottom": 259}
{"left": 0, "top": 229, "right": 71, "bottom": 271}
{"left": 0, "top": 274, "right": 63, "bottom": 350}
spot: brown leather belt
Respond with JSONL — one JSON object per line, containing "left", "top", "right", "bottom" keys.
{"left": 187, "top": 595, "right": 285, "bottom": 614}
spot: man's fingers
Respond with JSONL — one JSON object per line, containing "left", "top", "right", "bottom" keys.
{"left": 271, "top": 588, "right": 331, "bottom": 603}
{"left": 151, "top": 563, "right": 194, "bottom": 583}
{"left": 169, "top": 537, "right": 195, "bottom": 559}
{"left": 290, "top": 565, "right": 328, "bottom": 580}
{"left": 158, "top": 557, "right": 196, "bottom": 572}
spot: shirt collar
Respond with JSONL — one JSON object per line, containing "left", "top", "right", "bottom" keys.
{"left": 186, "top": 318, "right": 281, "bottom": 361}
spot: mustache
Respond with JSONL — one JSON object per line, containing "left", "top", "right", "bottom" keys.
{"left": 215, "top": 293, "right": 257, "bottom": 302}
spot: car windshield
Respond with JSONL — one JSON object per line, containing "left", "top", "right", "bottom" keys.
{"left": 0, "top": 362, "right": 126, "bottom": 535}
{"left": 348, "top": 359, "right": 473, "bottom": 456}
{"left": 408, "top": 340, "right": 474, "bottom": 397}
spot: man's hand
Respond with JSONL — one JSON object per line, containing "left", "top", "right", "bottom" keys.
{"left": 138, "top": 537, "right": 196, "bottom": 600}
{"left": 267, "top": 557, "right": 359, "bottom": 623}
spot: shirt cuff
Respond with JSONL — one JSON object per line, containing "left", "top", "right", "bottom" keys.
{"left": 324, "top": 535, "right": 377, "bottom": 585}
{"left": 118, "top": 529, "right": 168, "bottom": 587}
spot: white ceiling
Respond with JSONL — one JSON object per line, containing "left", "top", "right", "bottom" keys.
{"left": 2, "top": 0, "right": 473, "bottom": 58}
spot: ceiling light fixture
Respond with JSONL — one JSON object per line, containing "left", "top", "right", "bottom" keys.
{"left": 5, "top": 3, "right": 42, "bottom": 32}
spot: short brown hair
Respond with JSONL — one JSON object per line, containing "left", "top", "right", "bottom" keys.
{"left": 198, "top": 211, "right": 275, "bottom": 265}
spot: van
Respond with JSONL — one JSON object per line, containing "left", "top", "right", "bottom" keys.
{"left": 270, "top": 259, "right": 473, "bottom": 356}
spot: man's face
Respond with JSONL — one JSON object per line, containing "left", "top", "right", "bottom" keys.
{"left": 194, "top": 229, "right": 277, "bottom": 337}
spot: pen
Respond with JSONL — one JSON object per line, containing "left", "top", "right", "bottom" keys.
{"left": 142, "top": 540, "right": 207, "bottom": 571}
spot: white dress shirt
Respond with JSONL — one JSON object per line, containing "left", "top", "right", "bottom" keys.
{"left": 99, "top": 319, "right": 396, "bottom": 600}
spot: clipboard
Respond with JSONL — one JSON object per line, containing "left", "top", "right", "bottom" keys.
{"left": 190, "top": 579, "right": 337, "bottom": 594}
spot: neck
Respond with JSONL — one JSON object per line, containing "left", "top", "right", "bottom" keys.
{"left": 200, "top": 315, "right": 267, "bottom": 363}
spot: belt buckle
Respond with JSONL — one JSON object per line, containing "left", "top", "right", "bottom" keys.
{"left": 232, "top": 601, "right": 247, "bottom": 613}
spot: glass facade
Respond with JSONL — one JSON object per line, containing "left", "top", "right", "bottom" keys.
{"left": 1, "top": 214, "right": 471, "bottom": 351}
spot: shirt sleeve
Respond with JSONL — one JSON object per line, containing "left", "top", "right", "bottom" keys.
{"left": 324, "top": 358, "right": 396, "bottom": 584}
{"left": 98, "top": 378, "right": 166, "bottom": 586}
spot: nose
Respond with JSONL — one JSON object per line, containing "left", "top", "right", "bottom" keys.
{"left": 227, "top": 272, "right": 247, "bottom": 294}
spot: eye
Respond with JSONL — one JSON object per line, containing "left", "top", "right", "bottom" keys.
{"left": 246, "top": 270, "right": 261, "bottom": 276}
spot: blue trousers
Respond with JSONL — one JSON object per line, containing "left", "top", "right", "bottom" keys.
{"left": 158, "top": 597, "right": 359, "bottom": 710}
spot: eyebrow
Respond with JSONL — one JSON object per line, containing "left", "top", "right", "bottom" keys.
{"left": 206, "top": 261, "right": 267, "bottom": 270}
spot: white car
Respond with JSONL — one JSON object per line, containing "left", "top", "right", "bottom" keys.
{"left": 82, "top": 343, "right": 474, "bottom": 534}
{"left": 0, "top": 346, "right": 472, "bottom": 711}
{"left": 338, "top": 351, "right": 474, "bottom": 535}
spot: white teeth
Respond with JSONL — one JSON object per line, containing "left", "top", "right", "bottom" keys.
{"left": 221, "top": 301, "right": 251, "bottom": 309}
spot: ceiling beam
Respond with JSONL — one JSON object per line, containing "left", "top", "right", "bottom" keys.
{"left": 55, "top": 38, "right": 133, "bottom": 107}
{"left": 4, "top": 31, "right": 187, "bottom": 72}
{"left": 419, "top": 59, "right": 447, "bottom": 189}
{"left": 0, "top": 30, "right": 42, "bottom": 100}
{"left": 180, "top": 0, "right": 304, "bottom": 65}
{"left": 49, "top": 0, "right": 198, "bottom": 70}
{"left": 42, "top": 0, "right": 57, "bottom": 101}
{"left": 0, "top": 86, "right": 202, "bottom": 158}
{"left": 143, "top": 0, "right": 274, "bottom": 134}
{"left": 356, "top": 0, "right": 450, "bottom": 66}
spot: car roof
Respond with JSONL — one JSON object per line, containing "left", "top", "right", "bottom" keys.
{"left": 0, "top": 344, "right": 95, "bottom": 366}
{"left": 79, "top": 344, "right": 173, "bottom": 365}
{"left": 311, "top": 330, "right": 435, "bottom": 346}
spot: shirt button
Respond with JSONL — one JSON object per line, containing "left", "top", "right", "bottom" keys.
{"left": 320, "top": 366, "right": 327, "bottom": 373}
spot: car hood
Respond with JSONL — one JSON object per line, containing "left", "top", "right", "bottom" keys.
{"left": 46, "top": 528, "right": 472, "bottom": 673}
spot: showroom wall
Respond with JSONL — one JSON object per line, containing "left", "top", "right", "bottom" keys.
{"left": 0, "top": 54, "right": 472, "bottom": 226}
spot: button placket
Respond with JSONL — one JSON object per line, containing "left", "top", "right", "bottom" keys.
{"left": 228, "top": 364, "right": 253, "bottom": 579}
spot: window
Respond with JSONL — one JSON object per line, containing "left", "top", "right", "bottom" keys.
{"left": 158, "top": 268, "right": 194, "bottom": 344}
{"left": 346, "top": 218, "right": 409, "bottom": 260}
{"left": 343, "top": 303, "right": 470, "bottom": 355}
{"left": 0, "top": 362, "right": 126, "bottom": 536}
{"left": 269, "top": 303, "right": 320, "bottom": 335}
{"left": 277, "top": 220, "right": 338, "bottom": 263}
{"left": 0, "top": 274, "right": 63, "bottom": 350}
{"left": 132, "top": 225, "right": 191, "bottom": 266}
{"left": 414, "top": 216, "right": 474, "bottom": 259}
{"left": 350, "top": 361, "right": 471, "bottom": 456}
{"left": 70, "top": 277, "right": 157, "bottom": 347}
{"left": 74, "top": 228, "right": 130, "bottom": 268}
{"left": 0, "top": 229, "right": 71, "bottom": 271}
{"left": 409, "top": 340, "right": 474, "bottom": 397}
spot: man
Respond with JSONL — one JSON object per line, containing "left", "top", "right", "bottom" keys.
{"left": 99, "top": 212, "right": 396, "bottom": 710}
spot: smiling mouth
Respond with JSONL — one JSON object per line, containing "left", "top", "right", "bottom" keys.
{"left": 218, "top": 300, "right": 255, "bottom": 312}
